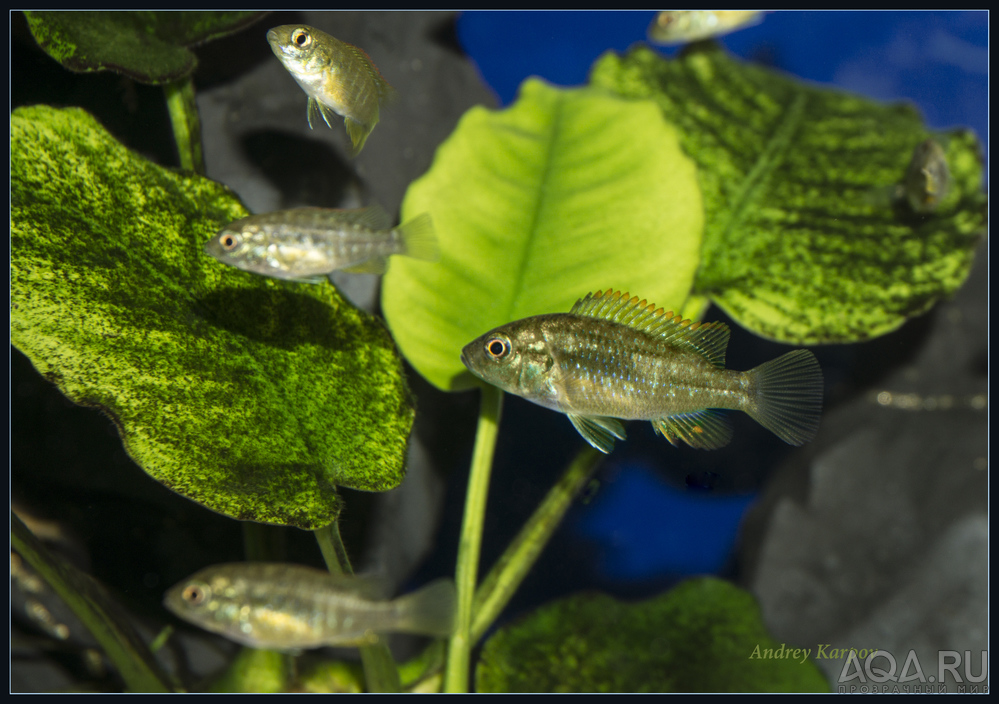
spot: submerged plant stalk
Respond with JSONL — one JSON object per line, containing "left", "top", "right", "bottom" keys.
{"left": 444, "top": 384, "right": 504, "bottom": 693}
{"left": 164, "top": 76, "right": 205, "bottom": 174}
{"left": 11, "top": 512, "right": 175, "bottom": 692}
{"left": 314, "top": 521, "right": 402, "bottom": 693}
{"left": 472, "top": 445, "right": 603, "bottom": 643}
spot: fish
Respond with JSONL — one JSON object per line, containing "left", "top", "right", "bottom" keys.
{"left": 648, "top": 11, "right": 763, "bottom": 45}
{"left": 267, "top": 24, "right": 395, "bottom": 156}
{"left": 460, "top": 290, "right": 823, "bottom": 453}
{"left": 206, "top": 205, "right": 437, "bottom": 281}
{"left": 163, "top": 563, "right": 456, "bottom": 651}
{"left": 902, "top": 139, "right": 950, "bottom": 214}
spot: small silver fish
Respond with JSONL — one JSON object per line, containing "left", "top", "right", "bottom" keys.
{"left": 903, "top": 139, "right": 950, "bottom": 213}
{"left": 163, "top": 563, "right": 456, "bottom": 651}
{"left": 461, "top": 290, "right": 823, "bottom": 453}
{"left": 648, "top": 11, "right": 763, "bottom": 45}
{"left": 267, "top": 24, "right": 395, "bottom": 156}
{"left": 206, "top": 205, "right": 437, "bottom": 281}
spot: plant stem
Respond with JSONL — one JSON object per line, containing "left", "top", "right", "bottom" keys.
{"left": 242, "top": 522, "right": 286, "bottom": 562}
{"left": 471, "top": 446, "right": 603, "bottom": 643}
{"left": 11, "top": 511, "right": 175, "bottom": 692}
{"left": 314, "top": 521, "right": 402, "bottom": 693}
{"left": 163, "top": 76, "right": 205, "bottom": 174}
{"left": 443, "top": 384, "right": 504, "bottom": 693}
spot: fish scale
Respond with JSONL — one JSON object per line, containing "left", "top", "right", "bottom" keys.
{"left": 461, "top": 289, "right": 823, "bottom": 453}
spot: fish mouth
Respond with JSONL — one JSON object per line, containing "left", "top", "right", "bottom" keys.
{"left": 459, "top": 347, "right": 471, "bottom": 370}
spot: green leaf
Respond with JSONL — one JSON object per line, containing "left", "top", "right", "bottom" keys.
{"left": 476, "top": 578, "right": 830, "bottom": 693}
{"left": 12, "top": 512, "right": 175, "bottom": 693}
{"left": 590, "top": 44, "right": 987, "bottom": 344}
{"left": 382, "top": 78, "right": 704, "bottom": 391}
{"left": 209, "top": 648, "right": 289, "bottom": 693}
{"left": 11, "top": 105, "right": 414, "bottom": 529}
{"left": 24, "top": 11, "right": 265, "bottom": 84}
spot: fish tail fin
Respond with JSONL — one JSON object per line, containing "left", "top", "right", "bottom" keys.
{"left": 393, "top": 578, "right": 456, "bottom": 638}
{"left": 345, "top": 117, "right": 374, "bottom": 157}
{"left": 397, "top": 213, "right": 439, "bottom": 263}
{"left": 744, "top": 349, "right": 823, "bottom": 446}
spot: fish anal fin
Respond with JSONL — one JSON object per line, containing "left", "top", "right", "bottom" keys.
{"left": 345, "top": 116, "right": 374, "bottom": 157}
{"left": 567, "top": 414, "right": 626, "bottom": 454}
{"left": 344, "top": 257, "right": 387, "bottom": 275}
{"left": 570, "top": 289, "right": 730, "bottom": 367}
{"left": 653, "top": 410, "right": 732, "bottom": 450}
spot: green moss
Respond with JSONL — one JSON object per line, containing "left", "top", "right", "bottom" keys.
{"left": 11, "top": 106, "right": 415, "bottom": 529}
{"left": 476, "top": 578, "right": 830, "bottom": 693}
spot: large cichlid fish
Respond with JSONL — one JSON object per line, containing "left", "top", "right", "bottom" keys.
{"left": 163, "top": 563, "right": 456, "bottom": 651}
{"left": 461, "top": 290, "right": 823, "bottom": 453}
{"left": 267, "top": 24, "right": 395, "bottom": 156}
{"left": 205, "top": 205, "right": 437, "bottom": 281}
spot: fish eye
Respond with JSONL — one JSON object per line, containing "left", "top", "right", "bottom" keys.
{"left": 292, "top": 29, "right": 312, "bottom": 48}
{"left": 219, "top": 232, "right": 239, "bottom": 251}
{"left": 485, "top": 336, "right": 512, "bottom": 360}
{"left": 182, "top": 584, "right": 207, "bottom": 605}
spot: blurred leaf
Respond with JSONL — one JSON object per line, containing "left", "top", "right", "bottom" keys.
{"left": 24, "top": 10, "right": 265, "bottom": 84}
{"left": 476, "top": 578, "right": 830, "bottom": 693}
{"left": 591, "top": 44, "right": 987, "bottom": 344}
{"left": 11, "top": 512, "right": 174, "bottom": 693}
{"left": 11, "top": 105, "right": 414, "bottom": 529}
{"left": 209, "top": 648, "right": 289, "bottom": 693}
{"left": 382, "top": 78, "right": 704, "bottom": 391}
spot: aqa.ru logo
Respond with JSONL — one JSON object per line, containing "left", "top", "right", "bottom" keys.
{"left": 838, "top": 649, "right": 988, "bottom": 693}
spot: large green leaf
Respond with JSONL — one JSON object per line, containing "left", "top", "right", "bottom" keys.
{"left": 590, "top": 44, "right": 987, "bottom": 344}
{"left": 11, "top": 105, "right": 414, "bottom": 529}
{"left": 382, "top": 78, "right": 704, "bottom": 391}
{"left": 24, "top": 11, "right": 264, "bottom": 84}
{"left": 476, "top": 578, "right": 830, "bottom": 693}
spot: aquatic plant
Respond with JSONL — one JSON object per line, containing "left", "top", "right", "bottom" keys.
{"left": 11, "top": 11, "right": 986, "bottom": 693}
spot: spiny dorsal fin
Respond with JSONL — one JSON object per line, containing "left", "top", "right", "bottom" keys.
{"left": 570, "top": 289, "right": 730, "bottom": 368}
{"left": 329, "top": 203, "right": 393, "bottom": 231}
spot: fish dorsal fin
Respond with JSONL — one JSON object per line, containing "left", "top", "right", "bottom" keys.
{"left": 570, "top": 289, "right": 730, "bottom": 368}
{"left": 343, "top": 42, "right": 395, "bottom": 102}
{"left": 332, "top": 204, "right": 393, "bottom": 231}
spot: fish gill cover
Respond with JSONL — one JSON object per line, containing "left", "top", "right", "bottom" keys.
{"left": 10, "top": 105, "right": 415, "bottom": 529}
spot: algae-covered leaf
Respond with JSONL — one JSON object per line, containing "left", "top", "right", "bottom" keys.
{"left": 591, "top": 45, "right": 987, "bottom": 344}
{"left": 11, "top": 105, "right": 414, "bottom": 529}
{"left": 24, "top": 11, "right": 264, "bottom": 84}
{"left": 476, "top": 578, "right": 830, "bottom": 693}
{"left": 382, "top": 78, "right": 704, "bottom": 391}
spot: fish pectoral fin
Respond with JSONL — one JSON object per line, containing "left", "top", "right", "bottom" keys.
{"left": 307, "top": 98, "right": 335, "bottom": 130}
{"left": 567, "top": 414, "right": 626, "bottom": 454}
{"left": 344, "top": 116, "right": 374, "bottom": 156}
{"left": 343, "top": 257, "right": 387, "bottom": 274}
{"left": 652, "top": 410, "right": 732, "bottom": 450}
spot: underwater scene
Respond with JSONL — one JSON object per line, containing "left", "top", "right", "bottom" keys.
{"left": 11, "top": 11, "right": 987, "bottom": 693}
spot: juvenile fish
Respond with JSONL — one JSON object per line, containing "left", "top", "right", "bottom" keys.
{"left": 206, "top": 205, "right": 437, "bottom": 281}
{"left": 902, "top": 139, "right": 950, "bottom": 213}
{"left": 648, "top": 11, "right": 763, "bottom": 45}
{"left": 461, "top": 290, "right": 823, "bottom": 453}
{"left": 163, "top": 563, "right": 456, "bottom": 651}
{"left": 267, "top": 24, "right": 394, "bottom": 156}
